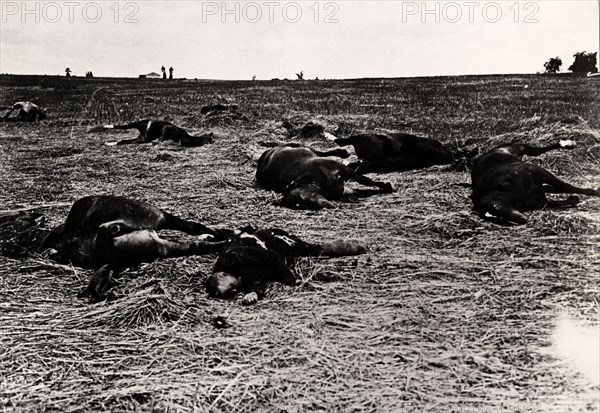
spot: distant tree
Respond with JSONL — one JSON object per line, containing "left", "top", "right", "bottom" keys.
{"left": 568, "top": 51, "right": 598, "bottom": 75}
{"left": 65, "top": 67, "right": 71, "bottom": 77}
{"left": 543, "top": 57, "right": 562, "bottom": 73}
{"left": 169, "top": 67, "right": 174, "bottom": 80}
{"left": 252, "top": 75, "right": 256, "bottom": 81}
{"left": 296, "top": 71, "right": 304, "bottom": 80}
{"left": 161, "top": 66, "right": 166, "bottom": 79}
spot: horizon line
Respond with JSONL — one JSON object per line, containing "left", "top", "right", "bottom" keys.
{"left": 0, "top": 71, "right": 581, "bottom": 82}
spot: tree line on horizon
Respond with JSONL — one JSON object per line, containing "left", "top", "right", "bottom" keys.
{"left": 544, "top": 51, "right": 598, "bottom": 75}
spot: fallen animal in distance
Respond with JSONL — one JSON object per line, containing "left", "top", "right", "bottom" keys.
{"left": 1, "top": 101, "right": 47, "bottom": 122}
{"left": 89, "top": 119, "right": 214, "bottom": 147}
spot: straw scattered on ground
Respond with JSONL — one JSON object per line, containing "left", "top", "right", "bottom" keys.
{"left": 0, "top": 74, "right": 599, "bottom": 412}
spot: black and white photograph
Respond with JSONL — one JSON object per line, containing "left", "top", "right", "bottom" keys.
{"left": 0, "top": 1, "right": 599, "bottom": 411}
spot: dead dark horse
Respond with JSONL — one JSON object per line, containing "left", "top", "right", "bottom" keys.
{"left": 334, "top": 132, "right": 453, "bottom": 173}
{"left": 41, "top": 195, "right": 227, "bottom": 301}
{"left": 93, "top": 119, "right": 214, "bottom": 147}
{"left": 256, "top": 145, "right": 394, "bottom": 210}
{"left": 1, "top": 101, "right": 47, "bottom": 122}
{"left": 471, "top": 140, "right": 600, "bottom": 224}
{"left": 206, "top": 227, "right": 367, "bottom": 305}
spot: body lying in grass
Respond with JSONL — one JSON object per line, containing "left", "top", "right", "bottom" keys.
{"left": 256, "top": 144, "right": 394, "bottom": 210}
{"left": 206, "top": 227, "right": 367, "bottom": 305}
{"left": 1, "top": 101, "right": 47, "bottom": 122}
{"left": 333, "top": 132, "right": 453, "bottom": 173}
{"left": 39, "top": 196, "right": 366, "bottom": 305}
{"left": 41, "top": 196, "right": 229, "bottom": 301}
{"left": 90, "top": 119, "right": 214, "bottom": 147}
{"left": 471, "top": 140, "right": 600, "bottom": 224}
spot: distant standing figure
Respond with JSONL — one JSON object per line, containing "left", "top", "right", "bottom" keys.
{"left": 169, "top": 67, "right": 174, "bottom": 80}
{"left": 65, "top": 67, "right": 71, "bottom": 77}
{"left": 161, "top": 66, "right": 166, "bottom": 79}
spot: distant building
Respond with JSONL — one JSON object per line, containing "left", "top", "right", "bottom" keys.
{"left": 139, "top": 72, "right": 161, "bottom": 79}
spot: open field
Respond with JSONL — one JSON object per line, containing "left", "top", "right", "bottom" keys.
{"left": 0, "top": 74, "right": 599, "bottom": 412}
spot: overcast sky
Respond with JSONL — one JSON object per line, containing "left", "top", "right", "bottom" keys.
{"left": 0, "top": 1, "right": 598, "bottom": 79}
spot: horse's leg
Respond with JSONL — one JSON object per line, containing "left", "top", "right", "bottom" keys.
{"left": 159, "top": 212, "right": 224, "bottom": 240}
{"left": 502, "top": 140, "right": 576, "bottom": 158}
{"left": 78, "top": 264, "right": 119, "bottom": 302}
{"left": 106, "top": 119, "right": 150, "bottom": 131}
{"left": 311, "top": 148, "right": 351, "bottom": 159}
{"left": 536, "top": 168, "right": 600, "bottom": 197}
{"left": 2, "top": 106, "right": 17, "bottom": 119}
{"left": 341, "top": 165, "right": 394, "bottom": 193}
{"left": 114, "top": 134, "right": 148, "bottom": 145}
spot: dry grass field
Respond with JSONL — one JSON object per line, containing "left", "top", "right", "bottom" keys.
{"left": 0, "top": 74, "right": 599, "bottom": 412}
